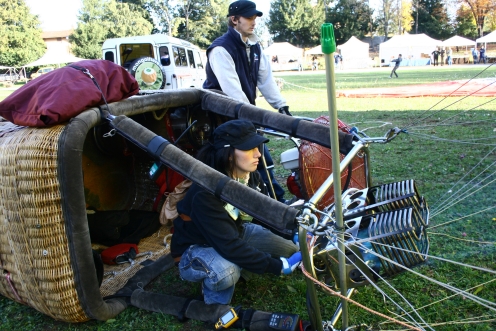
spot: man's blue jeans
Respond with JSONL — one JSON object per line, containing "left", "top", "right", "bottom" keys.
{"left": 178, "top": 223, "right": 298, "bottom": 304}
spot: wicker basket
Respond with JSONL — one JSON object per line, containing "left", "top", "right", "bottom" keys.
{"left": 0, "top": 88, "right": 345, "bottom": 323}
{"left": 0, "top": 89, "right": 204, "bottom": 322}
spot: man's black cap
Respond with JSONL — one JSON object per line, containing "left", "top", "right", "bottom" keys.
{"left": 227, "top": 1, "right": 263, "bottom": 18}
{"left": 213, "top": 120, "right": 268, "bottom": 151}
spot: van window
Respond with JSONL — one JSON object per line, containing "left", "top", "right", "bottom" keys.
{"left": 173, "top": 46, "right": 188, "bottom": 67}
{"left": 120, "top": 44, "right": 154, "bottom": 67}
{"left": 187, "top": 50, "right": 196, "bottom": 68}
{"left": 194, "top": 51, "right": 204, "bottom": 69}
{"left": 104, "top": 51, "right": 115, "bottom": 63}
{"left": 159, "top": 46, "right": 171, "bottom": 66}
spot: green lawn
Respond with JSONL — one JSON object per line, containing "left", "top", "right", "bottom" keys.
{"left": 1, "top": 66, "right": 495, "bottom": 330}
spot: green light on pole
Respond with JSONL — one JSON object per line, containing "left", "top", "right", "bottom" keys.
{"left": 321, "top": 23, "right": 336, "bottom": 54}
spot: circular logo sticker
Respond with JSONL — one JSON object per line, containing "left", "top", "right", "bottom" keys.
{"left": 129, "top": 57, "right": 166, "bottom": 90}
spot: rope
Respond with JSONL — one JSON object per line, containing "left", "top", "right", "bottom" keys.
{"left": 427, "top": 232, "right": 496, "bottom": 245}
{"left": 431, "top": 172, "right": 496, "bottom": 218}
{"left": 379, "top": 279, "right": 496, "bottom": 326}
{"left": 406, "top": 132, "right": 496, "bottom": 146}
{"left": 279, "top": 80, "right": 325, "bottom": 91}
{"left": 360, "top": 240, "right": 496, "bottom": 276}
{"left": 400, "top": 63, "right": 496, "bottom": 131}
{"left": 351, "top": 241, "right": 496, "bottom": 311}
{"left": 330, "top": 236, "right": 434, "bottom": 330}
{"left": 300, "top": 263, "right": 423, "bottom": 331}
{"left": 430, "top": 148, "right": 496, "bottom": 214}
{"left": 429, "top": 205, "right": 496, "bottom": 229}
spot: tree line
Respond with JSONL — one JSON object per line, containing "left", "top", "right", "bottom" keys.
{"left": 1, "top": 0, "right": 495, "bottom": 67}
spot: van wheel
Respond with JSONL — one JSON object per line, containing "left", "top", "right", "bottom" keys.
{"left": 129, "top": 57, "right": 166, "bottom": 90}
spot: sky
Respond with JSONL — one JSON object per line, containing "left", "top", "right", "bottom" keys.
{"left": 25, "top": 0, "right": 271, "bottom": 32}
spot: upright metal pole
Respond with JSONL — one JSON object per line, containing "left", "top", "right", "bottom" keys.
{"left": 321, "top": 23, "right": 349, "bottom": 330}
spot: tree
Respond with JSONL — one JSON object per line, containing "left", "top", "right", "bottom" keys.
{"left": 400, "top": 0, "right": 414, "bottom": 33}
{"left": 455, "top": 4, "right": 478, "bottom": 38}
{"left": 269, "top": 0, "right": 325, "bottom": 47}
{"left": 486, "top": 9, "right": 496, "bottom": 32}
{"left": 104, "top": 1, "right": 153, "bottom": 37}
{"left": 174, "top": 0, "right": 229, "bottom": 49}
{"left": 144, "top": 0, "right": 181, "bottom": 35}
{"left": 70, "top": 0, "right": 152, "bottom": 59}
{"left": 381, "top": 0, "right": 413, "bottom": 36}
{"left": 0, "top": 0, "right": 46, "bottom": 67}
{"left": 326, "top": 0, "right": 375, "bottom": 45}
{"left": 461, "top": 0, "right": 496, "bottom": 37}
{"left": 377, "top": 0, "right": 395, "bottom": 40}
{"left": 411, "top": 0, "right": 453, "bottom": 40}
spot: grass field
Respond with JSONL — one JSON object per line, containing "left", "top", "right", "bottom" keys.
{"left": 0, "top": 65, "right": 495, "bottom": 330}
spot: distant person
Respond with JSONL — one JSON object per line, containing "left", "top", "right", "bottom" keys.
{"left": 338, "top": 53, "right": 343, "bottom": 69}
{"left": 431, "top": 48, "right": 439, "bottom": 66}
{"left": 447, "top": 47, "right": 453, "bottom": 66}
{"left": 389, "top": 54, "right": 402, "bottom": 78}
{"left": 479, "top": 46, "right": 486, "bottom": 64}
{"left": 472, "top": 48, "right": 478, "bottom": 64}
{"left": 440, "top": 48, "right": 445, "bottom": 66}
{"left": 312, "top": 56, "right": 318, "bottom": 70}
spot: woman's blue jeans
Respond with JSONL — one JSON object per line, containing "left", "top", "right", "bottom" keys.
{"left": 178, "top": 223, "right": 298, "bottom": 304}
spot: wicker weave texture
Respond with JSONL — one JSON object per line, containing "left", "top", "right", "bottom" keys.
{"left": 94, "top": 225, "right": 171, "bottom": 297}
{"left": 0, "top": 123, "right": 88, "bottom": 322}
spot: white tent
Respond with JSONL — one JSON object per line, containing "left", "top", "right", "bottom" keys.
{"left": 264, "top": 42, "right": 304, "bottom": 71}
{"left": 305, "top": 45, "right": 323, "bottom": 56}
{"left": 379, "top": 33, "right": 441, "bottom": 66}
{"left": 337, "top": 36, "right": 370, "bottom": 69}
{"left": 24, "top": 50, "right": 87, "bottom": 67}
{"left": 476, "top": 30, "right": 496, "bottom": 44}
{"left": 441, "top": 35, "right": 475, "bottom": 47}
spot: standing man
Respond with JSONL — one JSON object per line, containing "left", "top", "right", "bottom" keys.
{"left": 203, "top": 0, "right": 293, "bottom": 204}
{"left": 440, "top": 47, "right": 445, "bottom": 66}
{"left": 431, "top": 48, "right": 439, "bottom": 66}
{"left": 472, "top": 48, "right": 478, "bottom": 64}
{"left": 479, "top": 46, "right": 486, "bottom": 64}
{"left": 389, "top": 54, "right": 402, "bottom": 78}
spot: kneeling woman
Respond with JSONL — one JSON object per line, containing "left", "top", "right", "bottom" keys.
{"left": 171, "top": 120, "right": 300, "bottom": 304}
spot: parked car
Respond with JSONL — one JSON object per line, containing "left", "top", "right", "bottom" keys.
{"left": 30, "top": 67, "right": 56, "bottom": 80}
{"left": 102, "top": 34, "right": 205, "bottom": 90}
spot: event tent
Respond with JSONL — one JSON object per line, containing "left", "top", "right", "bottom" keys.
{"left": 476, "top": 30, "right": 496, "bottom": 45}
{"left": 264, "top": 42, "right": 304, "bottom": 71}
{"left": 24, "top": 50, "right": 87, "bottom": 68}
{"left": 379, "top": 33, "right": 441, "bottom": 66}
{"left": 305, "top": 45, "right": 323, "bottom": 56}
{"left": 441, "top": 35, "right": 475, "bottom": 47}
{"left": 337, "top": 36, "right": 370, "bottom": 69}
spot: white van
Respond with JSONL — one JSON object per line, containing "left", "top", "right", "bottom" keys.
{"left": 102, "top": 34, "right": 205, "bottom": 90}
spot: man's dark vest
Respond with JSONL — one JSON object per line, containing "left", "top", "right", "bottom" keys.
{"left": 203, "top": 27, "right": 261, "bottom": 105}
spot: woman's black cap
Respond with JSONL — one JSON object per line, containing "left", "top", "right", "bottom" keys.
{"left": 213, "top": 120, "right": 269, "bottom": 151}
{"left": 227, "top": 1, "right": 263, "bottom": 17}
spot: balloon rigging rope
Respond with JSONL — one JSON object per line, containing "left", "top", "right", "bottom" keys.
{"left": 399, "top": 62, "right": 496, "bottom": 131}
{"left": 430, "top": 171, "right": 496, "bottom": 218}
{"left": 429, "top": 205, "right": 496, "bottom": 229}
{"left": 345, "top": 239, "right": 496, "bottom": 312}
{"left": 429, "top": 149, "right": 496, "bottom": 214}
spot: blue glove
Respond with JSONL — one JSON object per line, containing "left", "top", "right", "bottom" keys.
{"left": 292, "top": 232, "right": 314, "bottom": 249}
{"left": 280, "top": 251, "right": 302, "bottom": 275}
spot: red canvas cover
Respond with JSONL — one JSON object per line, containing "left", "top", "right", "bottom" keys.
{"left": 0, "top": 60, "right": 139, "bottom": 127}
